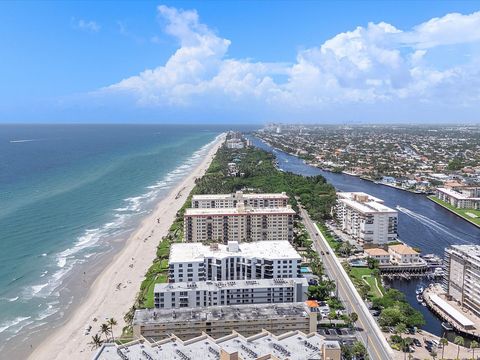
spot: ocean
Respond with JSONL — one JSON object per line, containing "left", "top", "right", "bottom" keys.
{"left": 0, "top": 124, "right": 252, "bottom": 354}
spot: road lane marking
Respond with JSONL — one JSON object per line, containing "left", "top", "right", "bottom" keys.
{"left": 301, "top": 212, "right": 388, "bottom": 360}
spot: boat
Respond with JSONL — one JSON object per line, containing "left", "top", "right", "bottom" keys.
{"left": 422, "top": 254, "right": 443, "bottom": 267}
{"left": 416, "top": 285, "right": 424, "bottom": 295}
{"left": 416, "top": 295, "right": 423, "bottom": 302}
{"left": 442, "top": 322, "right": 454, "bottom": 331}
{"left": 433, "top": 267, "right": 445, "bottom": 277}
{"left": 421, "top": 302, "right": 427, "bottom": 307}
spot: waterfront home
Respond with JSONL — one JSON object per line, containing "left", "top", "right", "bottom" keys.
{"left": 364, "top": 248, "right": 390, "bottom": 265}
{"left": 388, "top": 244, "right": 421, "bottom": 264}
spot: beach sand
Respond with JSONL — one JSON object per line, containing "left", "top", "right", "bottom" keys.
{"left": 30, "top": 134, "right": 225, "bottom": 360}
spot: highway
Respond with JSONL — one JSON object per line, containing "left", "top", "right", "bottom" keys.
{"left": 299, "top": 206, "right": 394, "bottom": 360}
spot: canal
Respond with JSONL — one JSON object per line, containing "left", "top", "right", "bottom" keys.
{"left": 250, "top": 136, "right": 480, "bottom": 337}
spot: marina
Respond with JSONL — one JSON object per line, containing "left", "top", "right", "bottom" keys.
{"left": 250, "top": 135, "right": 480, "bottom": 337}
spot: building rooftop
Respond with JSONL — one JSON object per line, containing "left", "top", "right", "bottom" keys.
{"left": 184, "top": 205, "right": 295, "bottom": 216}
{"left": 389, "top": 244, "right": 419, "bottom": 255}
{"left": 154, "top": 278, "right": 307, "bottom": 294}
{"left": 133, "top": 302, "right": 311, "bottom": 326}
{"left": 192, "top": 191, "right": 289, "bottom": 200}
{"left": 337, "top": 192, "right": 384, "bottom": 203}
{"left": 449, "top": 245, "right": 480, "bottom": 262}
{"left": 430, "top": 294, "right": 475, "bottom": 328}
{"left": 93, "top": 330, "right": 333, "bottom": 360}
{"left": 337, "top": 192, "right": 397, "bottom": 214}
{"left": 365, "top": 248, "right": 390, "bottom": 256}
{"left": 437, "top": 187, "right": 480, "bottom": 200}
{"left": 169, "top": 241, "right": 302, "bottom": 263}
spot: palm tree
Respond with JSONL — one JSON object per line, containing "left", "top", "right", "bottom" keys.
{"left": 328, "top": 310, "right": 336, "bottom": 326}
{"left": 100, "top": 323, "right": 111, "bottom": 342}
{"left": 403, "top": 337, "right": 414, "bottom": 360}
{"left": 89, "top": 334, "right": 103, "bottom": 350}
{"left": 349, "top": 312, "right": 358, "bottom": 329}
{"left": 471, "top": 339, "right": 478, "bottom": 360}
{"left": 395, "top": 323, "right": 407, "bottom": 360}
{"left": 107, "top": 317, "right": 117, "bottom": 342}
{"left": 454, "top": 336, "right": 465, "bottom": 360}
{"left": 439, "top": 337, "right": 449, "bottom": 359}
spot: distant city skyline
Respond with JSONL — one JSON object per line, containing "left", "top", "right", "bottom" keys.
{"left": 1, "top": 1, "right": 480, "bottom": 123}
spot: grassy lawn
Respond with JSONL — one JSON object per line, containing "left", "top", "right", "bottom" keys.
{"left": 143, "top": 273, "right": 168, "bottom": 309}
{"left": 139, "top": 239, "right": 171, "bottom": 309}
{"left": 349, "top": 267, "right": 384, "bottom": 298}
{"left": 429, "top": 196, "right": 480, "bottom": 226}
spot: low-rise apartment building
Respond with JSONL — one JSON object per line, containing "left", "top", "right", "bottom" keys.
{"left": 133, "top": 302, "right": 317, "bottom": 341}
{"left": 184, "top": 203, "right": 295, "bottom": 243}
{"left": 336, "top": 192, "right": 398, "bottom": 244}
{"left": 388, "top": 244, "right": 421, "bottom": 264}
{"left": 154, "top": 278, "right": 308, "bottom": 309}
{"left": 436, "top": 187, "right": 480, "bottom": 209}
{"left": 364, "top": 248, "right": 390, "bottom": 265}
{"left": 444, "top": 245, "right": 480, "bottom": 317}
{"left": 168, "top": 240, "right": 302, "bottom": 283}
{"left": 191, "top": 191, "right": 289, "bottom": 208}
{"left": 94, "top": 330, "right": 341, "bottom": 360}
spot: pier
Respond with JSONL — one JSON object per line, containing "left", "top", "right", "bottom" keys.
{"left": 423, "top": 285, "right": 480, "bottom": 341}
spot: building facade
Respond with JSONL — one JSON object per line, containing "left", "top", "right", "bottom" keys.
{"left": 133, "top": 302, "right": 317, "bottom": 341}
{"left": 436, "top": 187, "right": 480, "bottom": 209}
{"left": 184, "top": 204, "right": 295, "bottom": 243}
{"left": 388, "top": 244, "right": 421, "bottom": 264}
{"left": 444, "top": 245, "right": 480, "bottom": 317}
{"left": 336, "top": 192, "right": 398, "bottom": 244}
{"left": 191, "top": 191, "right": 289, "bottom": 209}
{"left": 168, "top": 241, "right": 302, "bottom": 283}
{"left": 364, "top": 248, "right": 391, "bottom": 265}
{"left": 154, "top": 278, "right": 308, "bottom": 309}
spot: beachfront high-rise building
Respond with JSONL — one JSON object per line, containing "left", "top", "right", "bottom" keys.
{"left": 192, "top": 191, "right": 289, "bottom": 209}
{"left": 335, "top": 192, "right": 398, "bottom": 244}
{"left": 184, "top": 203, "right": 294, "bottom": 243}
{"left": 444, "top": 245, "right": 480, "bottom": 317}
{"left": 154, "top": 277, "right": 308, "bottom": 309}
{"left": 168, "top": 241, "right": 302, "bottom": 283}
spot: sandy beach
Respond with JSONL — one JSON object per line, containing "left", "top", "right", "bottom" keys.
{"left": 30, "top": 134, "right": 225, "bottom": 360}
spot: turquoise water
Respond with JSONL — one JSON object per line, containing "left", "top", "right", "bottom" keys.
{"left": 0, "top": 125, "right": 242, "bottom": 350}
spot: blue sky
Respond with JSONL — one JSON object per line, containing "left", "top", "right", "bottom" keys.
{"left": 1, "top": 1, "right": 480, "bottom": 123}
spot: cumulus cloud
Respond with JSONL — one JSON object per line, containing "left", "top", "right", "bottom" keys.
{"left": 74, "top": 18, "right": 100, "bottom": 32}
{"left": 98, "top": 6, "right": 480, "bottom": 120}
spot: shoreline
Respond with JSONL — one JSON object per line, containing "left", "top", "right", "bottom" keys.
{"left": 30, "top": 133, "right": 225, "bottom": 360}
{"left": 254, "top": 135, "right": 429, "bottom": 196}
{"left": 428, "top": 195, "right": 480, "bottom": 228}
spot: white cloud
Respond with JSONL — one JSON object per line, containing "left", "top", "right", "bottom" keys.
{"left": 98, "top": 6, "right": 480, "bottom": 120}
{"left": 401, "top": 11, "right": 480, "bottom": 49}
{"left": 74, "top": 18, "right": 100, "bottom": 32}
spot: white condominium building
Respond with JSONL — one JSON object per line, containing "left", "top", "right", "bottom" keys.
{"left": 444, "top": 245, "right": 480, "bottom": 317}
{"left": 154, "top": 278, "right": 308, "bottom": 309}
{"left": 336, "top": 192, "right": 398, "bottom": 244}
{"left": 184, "top": 203, "right": 294, "bottom": 243}
{"left": 168, "top": 241, "right": 302, "bottom": 283}
{"left": 191, "top": 191, "right": 289, "bottom": 208}
{"left": 436, "top": 187, "right": 480, "bottom": 209}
